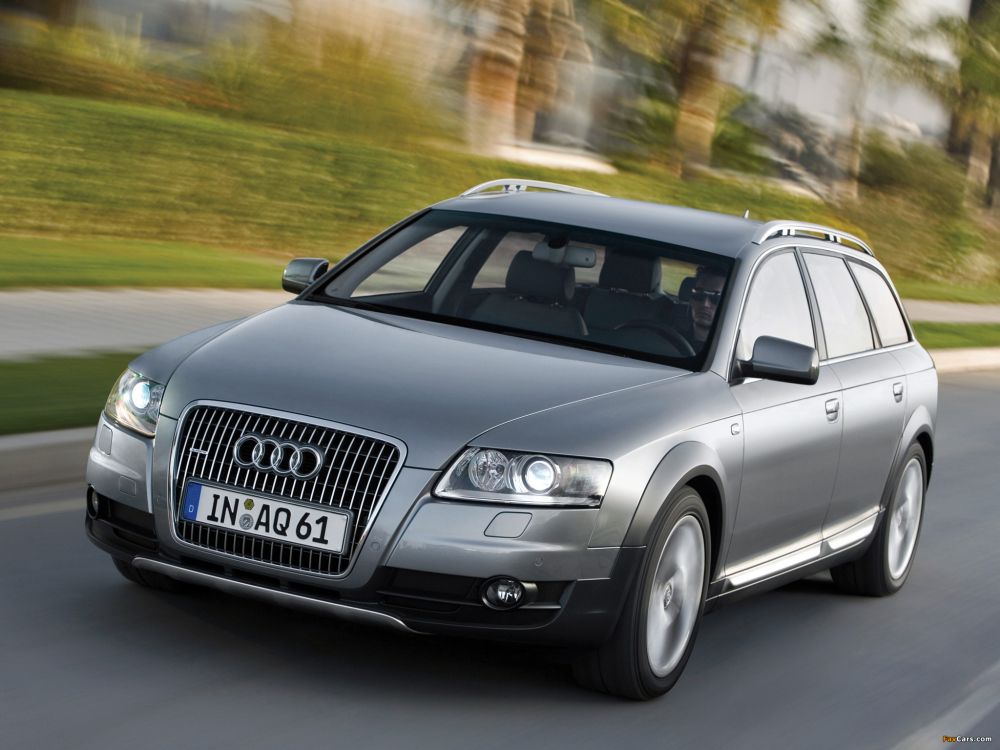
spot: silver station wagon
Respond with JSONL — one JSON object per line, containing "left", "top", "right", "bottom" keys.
{"left": 86, "top": 179, "right": 937, "bottom": 699}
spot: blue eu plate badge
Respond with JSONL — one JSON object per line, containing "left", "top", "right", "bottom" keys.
{"left": 181, "top": 482, "right": 202, "bottom": 521}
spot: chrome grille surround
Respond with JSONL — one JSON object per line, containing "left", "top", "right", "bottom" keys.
{"left": 169, "top": 401, "right": 406, "bottom": 577}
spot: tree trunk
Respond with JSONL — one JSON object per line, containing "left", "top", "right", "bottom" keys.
{"left": 833, "top": 118, "right": 863, "bottom": 202}
{"left": 44, "top": 0, "right": 78, "bottom": 26}
{"left": 967, "top": 125, "right": 993, "bottom": 195}
{"left": 745, "top": 27, "right": 766, "bottom": 92}
{"left": 672, "top": 3, "right": 725, "bottom": 176}
{"left": 986, "top": 135, "right": 1000, "bottom": 211}
{"left": 465, "top": 0, "right": 531, "bottom": 151}
{"left": 946, "top": 0, "right": 999, "bottom": 203}
{"left": 514, "top": 0, "right": 559, "bottom": 142}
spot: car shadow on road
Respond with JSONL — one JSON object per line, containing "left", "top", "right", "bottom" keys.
{"left": 83, "top": 566, "right": 855, "bottom": 705}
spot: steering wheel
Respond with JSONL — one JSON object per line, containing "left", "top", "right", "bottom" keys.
{"left": 612, "top": 319, "right": 696, "bottom": 357}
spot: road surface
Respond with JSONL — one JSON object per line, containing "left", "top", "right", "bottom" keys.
{"left": 1, "top": 371, "right": 998, "bottom": 750}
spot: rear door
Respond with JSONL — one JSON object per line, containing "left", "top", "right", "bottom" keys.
{"left": 725, "top": 250, "right": 843, "bottom": 576}
{"left": 802, "top": 253, "right": 908, "bottom": 537}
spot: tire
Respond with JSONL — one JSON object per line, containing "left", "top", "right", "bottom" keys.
{"left": 831, "top": 443, "right": 927, "bottom": 597}
{"left": 573, "top": 486, "right": 711, "bottom": 700}
{"left": 112, "top": 557, "right": 183, "bottom": 592}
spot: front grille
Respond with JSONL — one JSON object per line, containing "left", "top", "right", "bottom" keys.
{"left": 173, "top": 405, "right": 402, "bottom": 576}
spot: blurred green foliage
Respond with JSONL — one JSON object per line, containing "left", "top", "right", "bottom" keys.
{"left": 911, "top": 323, "right": 1000, "bottom": 349}
{"left": 860, "top": 132, "right": 966, "bottom": 214}
{"left": 0, "top": 351, "right": 141, "bottom": 435}
{"left": 0, "top": 10, "right": 998, "bottom": 300}
{"left": 711, "top": 90, "right": 773, "bottom": 175}
{"left": 0, "top": 236, "right": 282, "bottom": 288}
{"left": 205, "top": 25, "right": 460, "bottom": 143}
{"left": 0, "top": 88, "right": 841, "bottom": 262}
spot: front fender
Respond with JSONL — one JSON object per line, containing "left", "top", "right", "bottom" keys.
{"left": 622, "top": 439, "right": 738, "bottom": 576}
{"left": 130, "top": 319, "right": 247, "bottom": 387}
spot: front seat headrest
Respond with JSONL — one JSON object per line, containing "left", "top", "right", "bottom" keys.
{"left": 506, "top": 250, "right": 575, "bottom": 303}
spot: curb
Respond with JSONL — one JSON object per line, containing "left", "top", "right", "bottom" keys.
{"left": 929, "top": 347, "right": 1000, "bottom": 374}
{"left": 0, "top": 426, "right": 93, "bottom": 493}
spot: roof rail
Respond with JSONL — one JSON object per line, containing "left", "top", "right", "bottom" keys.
{"left": 753, "top": 221, "right": 874, "bottom": 257}
{"left": 460, "top": 178, "right": 607, "bottom": 198}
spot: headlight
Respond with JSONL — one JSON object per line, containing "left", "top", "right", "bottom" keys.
{"left": 435, "top": 447, "right": 612, "bottom": 507}
{"left": 104, "top": 369, "right": 164, "bottom": 437}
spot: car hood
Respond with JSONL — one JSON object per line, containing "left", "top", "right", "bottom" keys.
{"left": 159, "top": 301, "right": 684, "bottom": 468}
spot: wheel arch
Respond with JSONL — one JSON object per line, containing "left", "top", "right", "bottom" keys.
{"left": 883, "top": 405, "right": 935, "bottom": 510}
{"left": 915, "top": 430, "right": 934, "bottom": 481}
{"left": 623, "top": 441, "right": 731, "bottom": 582}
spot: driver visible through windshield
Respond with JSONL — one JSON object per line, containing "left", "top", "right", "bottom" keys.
{"left": 315, "top": 210, "right": 733, "bottom": 369}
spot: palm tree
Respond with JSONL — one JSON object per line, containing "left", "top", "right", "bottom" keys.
{"left": 810, "top": 0, "right": 919, "bottom": 201}
{"left": 927, "top": 3, "right": 1000, "bottom": 206}
{"left": 586, "top": 0, "right": 791, "bottom": 175}
{"left": 457, "top": 0, "right": 591, "bottom": 150}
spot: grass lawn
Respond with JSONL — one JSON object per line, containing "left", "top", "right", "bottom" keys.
{"left": 0, "top": 236, "right": 284, "bottom": 288}
{"left": 0, "top": 351, "right": 140, "bottom": 435}
{"left": 911, "top": 323, "right": 1000, "bottom": 350}
{"left": 1, "top": 89, "right": 999, "bottom": 299}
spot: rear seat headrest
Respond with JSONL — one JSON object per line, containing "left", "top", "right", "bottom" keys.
{"left": 599, "top": 252, "right": 662, "bottom": 293}
{"left": 506, "top": 250, "right": 575, "bottom": 303}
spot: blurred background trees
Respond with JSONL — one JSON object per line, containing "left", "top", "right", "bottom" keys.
{"left": 0, "top": 0, "right": 998, "bottom": 298}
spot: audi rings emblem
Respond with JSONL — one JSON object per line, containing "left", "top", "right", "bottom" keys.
{"left": 233, "top": 434, "right": 325, "bottom": 480}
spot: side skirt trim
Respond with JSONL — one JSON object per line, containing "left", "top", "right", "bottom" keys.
{"left": 708, "top": 510, "right": 880, "bottom": 600}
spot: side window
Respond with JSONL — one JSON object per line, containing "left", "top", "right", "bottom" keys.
{"left": 737, "top": 252, "right": 815, "bottom": 361}
{"left": 851, "top": 263, "right": 910, "bottom": 347}
{"left": 804, "top": 253, "right": 874, "bottom": 358}
{"left": 353, "top": 226, "right": 467, "bottom": 297}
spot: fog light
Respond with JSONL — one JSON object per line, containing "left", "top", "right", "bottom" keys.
{"left": 87, "top": 491, "right": 100, "bottom": 519}
{"left": 482, "top": 577, "right": 525, "bottom": 610}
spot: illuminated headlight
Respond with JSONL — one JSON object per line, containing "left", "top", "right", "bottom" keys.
{"left": 104, "top": 369, "right": 164, "bottom": 437}
{"left": 436, "top": 448, "right": 612, "bottom": 507}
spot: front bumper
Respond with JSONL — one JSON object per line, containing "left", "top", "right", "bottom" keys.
{"left": 85, "top": 415, "right": 642, "bottom": 646}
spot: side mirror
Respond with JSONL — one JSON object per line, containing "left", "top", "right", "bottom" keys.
{"left": 738, "top": 335, "right": 819, "bottom": 386}
{"left": 282, "top": 258, "right": 329, "bottom": 293}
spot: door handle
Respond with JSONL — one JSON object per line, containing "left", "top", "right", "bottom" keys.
{"left": 893, "top": 382, "right": 904, "bottom": 403}
{"left": 825, "top": 398, "right": 840, "bottom": 421}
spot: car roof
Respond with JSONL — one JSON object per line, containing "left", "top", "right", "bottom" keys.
{"left": 431, "top": 192, "right": 762, "bottom": 258}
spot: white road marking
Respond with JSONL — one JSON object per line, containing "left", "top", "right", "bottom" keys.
{"left": 0, "top": 499, "right": 80, "bottom": 522}
{"left": 891, "top": 656, "right": 1000, "bottom": 749}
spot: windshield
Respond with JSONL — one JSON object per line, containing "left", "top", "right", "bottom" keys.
{"left": 313, "top": 210, "right": 733, "bottom": 369}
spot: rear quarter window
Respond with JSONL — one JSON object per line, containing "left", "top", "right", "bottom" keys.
{"left": 851, "top": 263, "right": 910, "bottom": 347}
{"left": 803, "top": 253, "right": 875, "bottom": 359}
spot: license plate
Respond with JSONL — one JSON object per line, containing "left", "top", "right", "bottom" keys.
{"left": 180, "top": 481, "right": 350, "bottom": 554}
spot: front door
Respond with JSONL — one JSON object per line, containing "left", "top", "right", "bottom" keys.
{"left": 725, "top": 251, "right": 842, "bottom": 576}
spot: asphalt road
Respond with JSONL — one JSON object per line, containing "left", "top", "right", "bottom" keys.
{"left": 1, "top": 371, "right": 998, "bottom": 750}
